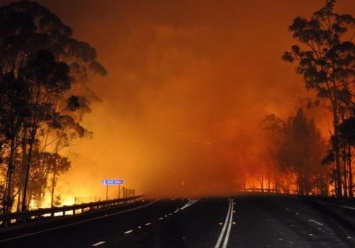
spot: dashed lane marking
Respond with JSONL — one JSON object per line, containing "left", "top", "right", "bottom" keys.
{"left": 308, "top": 219, "right": 323, "bottom": 226}
{"left": 92, "top": 241, "right": 106, "bottom": 246}
{"left": 0, "top": 200, "right": 157, "bottom": 244}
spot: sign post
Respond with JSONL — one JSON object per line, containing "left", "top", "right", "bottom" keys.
{"left": 102, "top": 179, "right": 124, "bottom": 200}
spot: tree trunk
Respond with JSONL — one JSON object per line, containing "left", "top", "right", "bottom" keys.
{"left": 50, "top": 169, "right": 57, "bottom": 208}
{"left": 348, "top": 145, "right": 353, "bottom": 198}
{"left": 22, "top": 133, "right": 35, "bottom": 212}
{"left": 342, "top": 148, "right": 348, "bottom": 198}
{"left": 22, "top": 86, "right": 41, "bottom": 212}
{"left": 332, "top": 97, "right": 342, "bottom": 197}
{"left": 4, "top": 137, "right": 16, "bottom": 213}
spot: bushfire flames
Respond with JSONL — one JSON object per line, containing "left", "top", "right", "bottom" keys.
{"left": 1, "top": 0, "right": 354, "bottom": 212}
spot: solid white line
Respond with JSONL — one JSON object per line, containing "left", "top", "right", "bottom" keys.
{"left": 222, "top": 199, "right": 234, "bottom": 248}
{"left": 215, "top": 199, "right": 233, "bottom": 248}
{"left": 215, "top": 199, "right": 232, "bottom": 247}
{"left": 92, "top": 241, "right": 106, "bottom": 246}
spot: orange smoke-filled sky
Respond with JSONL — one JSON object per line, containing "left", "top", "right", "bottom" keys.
{"left": 1, "top": 0, "right": 355, "bottom": 199}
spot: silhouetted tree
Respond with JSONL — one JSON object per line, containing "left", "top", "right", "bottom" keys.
{"left": 261, "top": 114, "right": 285, "bottom": 192}
{"left": 282, "top": 0, "right": 355, "bottom": 197}
{"left": 281, "top": 108, "right": 328, "bottom": 195}
{"left": 0, "top": 1, "right": 106, "bottom": 212}
{"left": 338, "top": 116, "right": 355, "bottom": 198}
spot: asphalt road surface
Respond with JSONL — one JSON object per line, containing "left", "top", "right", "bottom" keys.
{"left": 1, "top": 194, "right": 355, "bottom": 247}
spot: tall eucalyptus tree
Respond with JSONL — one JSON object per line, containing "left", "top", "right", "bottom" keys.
{"left": 0, "top": 1, "right": 106, "bottom": 212}
{"left": 282, "top": 0, "right": 355, "bottom": 196}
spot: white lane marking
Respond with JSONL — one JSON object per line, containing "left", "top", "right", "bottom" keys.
{"left": 215, "top": 200, "right": 232, "bottom": 248}
{"left": 180, "top": 199, "right": 199, "bottom": 210}
{"left": 222, "top": 199, "right": 234, "bottom": 248}
{"left": 215, "top": 198, "right": 234, "bottom": 248}
{"left": 308, "top": 219, "right": 323, "bottom": 226}
{"left": 316, "top": 201, "right": 355, "bottom": 210}
{"left": 125, "top": 200, "right": 195, "bottom": 237}
{"left": 0, "top": 200, "right": 157, "bottom": 243}
{"left": 92, "top": 241, "right": 106, "bottom": 246}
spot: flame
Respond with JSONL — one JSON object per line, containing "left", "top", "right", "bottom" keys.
{"left": 1, "top": 0, "right": 353, "bottom": 201}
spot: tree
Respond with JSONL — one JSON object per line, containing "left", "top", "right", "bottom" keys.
{"left": 0, "top": 73, "right": 28, "bottom": 211}
{"left": 338, "top": 116, "right": 355, "bottom": 197}
{"left": 261, "top": 114, "right": 285, "bottom": 192}
{"left": 281, "top": 108, "right": 328, "bottom": 195}
{"left": 0, "top": 1, "right": 106, "bottom": 212}
{"left": 262, "top": 109, "right": 328, "bottom": 195}
{"left": 282, "top": 0, "right": 355, "bottom": 197}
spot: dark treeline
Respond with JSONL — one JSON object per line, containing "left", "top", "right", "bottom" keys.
{"left": 283, "top": 0, "right": 355, "bottom": 197}
{"left": 1, "top": 0, "right": 354, "bottom": 213}
{"left": 258, "top": 109, "right": 328, "bottom": 195}
{"left": 239, "top": 0, "right": 354, "bottom": 198}
{"left": 0, "top": 1, "right": 106, "bottom": 212}
{"left": 255, "top": 0, "right": 354, "bottom": 197}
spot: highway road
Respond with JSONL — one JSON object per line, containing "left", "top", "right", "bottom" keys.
{"left": 1, "top": 194, "right": 355, "bottom": 247}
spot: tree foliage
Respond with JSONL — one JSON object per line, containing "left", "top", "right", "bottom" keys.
{"left": 0, "top": 1, "right": 106, "bottom": 212}
{"left": 282, "top": 0, "right": 355, "bottom": 197}
{"left": 281, "top": 109, "right": 328, "bottom": 195}
{"left": 261, "top": 109, "right": 328, "bottom": 195}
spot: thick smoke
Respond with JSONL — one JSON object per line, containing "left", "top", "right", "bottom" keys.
{"left": 2, "top": 0, "right": 353, "bottom": 200}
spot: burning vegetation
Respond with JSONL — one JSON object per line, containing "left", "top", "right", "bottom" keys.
{"left": 0, "top": 1, "right": 106, "bottom": 212}
{"left": 0, "top": 0, "right": 354, "bottom": 212}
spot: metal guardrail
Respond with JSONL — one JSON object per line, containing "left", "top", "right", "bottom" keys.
{"left": 242, "top": 188, "right": 277, "bottom": 193}
{"left": 0, "top": 195, "right": 142, "bottom": 228}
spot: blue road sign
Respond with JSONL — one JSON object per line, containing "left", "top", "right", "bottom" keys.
{"left": 102, "top": 179, "right": 124, "bottom": 185}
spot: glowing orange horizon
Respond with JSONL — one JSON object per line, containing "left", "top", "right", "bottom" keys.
{"left": 1, "top": 0, "right": 353, "bottom": 206}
